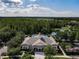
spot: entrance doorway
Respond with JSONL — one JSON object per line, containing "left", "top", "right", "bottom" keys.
{"left": 34, "top": 48, "right": 43, "bottom": 52}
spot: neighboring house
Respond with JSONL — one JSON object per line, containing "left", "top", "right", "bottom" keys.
{"left": 74, "top": 43, "right": 79, "bottom": 47}
{"left": 66, "top": 47, "right": 79, "bottom": 52}
{"left": 21, "top": 33, "right": 58, "bottom": 51}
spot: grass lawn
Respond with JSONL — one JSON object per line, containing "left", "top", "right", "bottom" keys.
{"left": 45, "top": 56, "right": 71, "bottom": 59}
{"left": 53, "top": 57, "right": 71, "bottom": 59}
{"left": 3, "top": 58, "right": 9, "bottom": 59}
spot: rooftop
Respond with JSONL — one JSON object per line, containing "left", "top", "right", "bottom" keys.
{"left": 21, "top": 34, "right": 58, "bottom": 46}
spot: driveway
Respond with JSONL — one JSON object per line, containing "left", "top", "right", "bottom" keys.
{"left": 0, "top": 46, "right": 7, "bottom": 56}
{"left": 35, "top": 52, "right": 45, "bottom": 59}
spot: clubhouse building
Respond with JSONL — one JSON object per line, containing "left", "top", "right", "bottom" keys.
{"left": 21, "top": 33, "right": 58, "bottom": 51}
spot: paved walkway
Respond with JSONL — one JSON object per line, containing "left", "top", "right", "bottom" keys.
{"left": 35, "top": 52, "right": 45, "bottom": 59}
{"left": 59, "top": 46, "right": 67, "bottom": 56}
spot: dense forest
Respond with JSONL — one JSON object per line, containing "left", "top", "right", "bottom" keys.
{"left": 0, "top": 17, "right": 79, "bottom": 34}
{"left": 0, "top": 17, "right": 79, "bottom": 56}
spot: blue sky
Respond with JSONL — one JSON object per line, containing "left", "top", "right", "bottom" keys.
{"left": 0, "top": 0, "right": 79, "bottom": 17}
{"left": 22, "top": 0, "right": 79, "bottom": 11}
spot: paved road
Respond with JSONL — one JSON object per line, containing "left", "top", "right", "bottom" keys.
{"left": 71, "top": 56, "right": 79, "bottom": 59}
{"left": 35, "top": 52, "right": 45, "bottom": 59}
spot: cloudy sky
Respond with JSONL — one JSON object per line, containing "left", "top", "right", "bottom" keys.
{"left": 0, "top": 0, "right": 79, "bottom": 17}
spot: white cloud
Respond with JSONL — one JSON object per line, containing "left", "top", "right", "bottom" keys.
{"left": 29, "top": 0, "right": 37, "bottom": 2}
{"left": 1, "top": 0, "right": 23, "bottom": 7}
{"left": 10, "top": 0, "right": 22, "bottom": 2}
{"left": 0, "top": 4, "right": 78, "bottom": 17}
{"left": 10, "top": 0, "right": 23, "bottom": 5}
{"left": 0, "top": 0, "right": 6, "bottom": 10}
